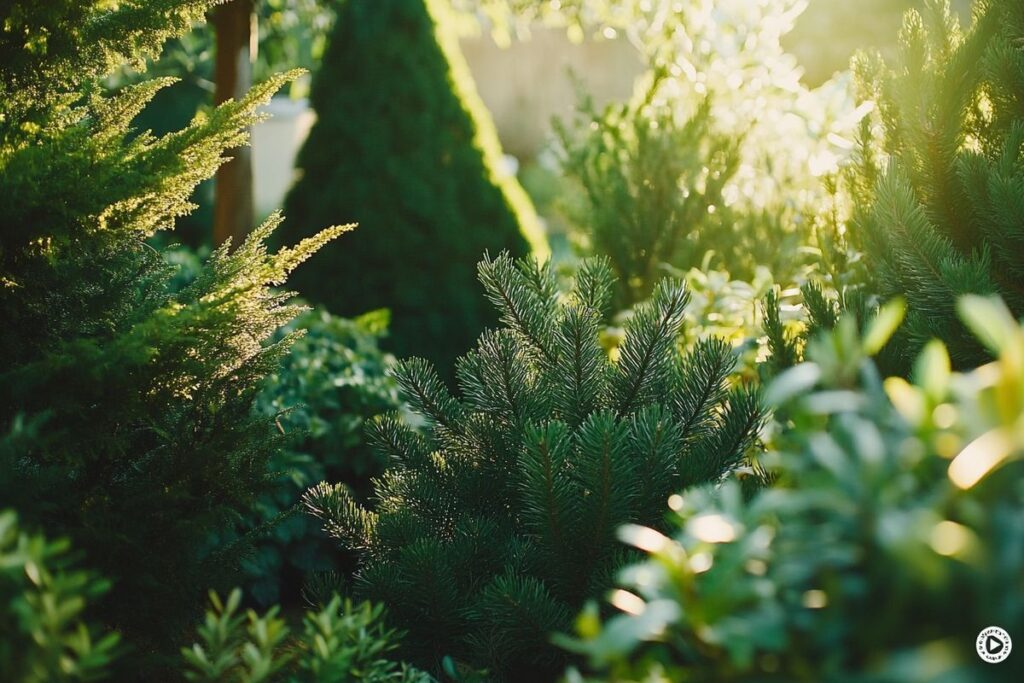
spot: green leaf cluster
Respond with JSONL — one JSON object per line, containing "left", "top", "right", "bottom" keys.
{"left": 565, "top": 295, "right": 1024, "bottom": 681}
{"left": 0, "top": 509, "right": 120, "bottom": 683}
{"left": 182, "top": 589, "right": 433, "bottom": 683}
{"left": 243, "top": 307, "right": 404, "bottom": 607}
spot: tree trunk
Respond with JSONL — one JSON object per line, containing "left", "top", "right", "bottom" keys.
{"left": 212, "top": 0, "right": 256, "bottom": 247}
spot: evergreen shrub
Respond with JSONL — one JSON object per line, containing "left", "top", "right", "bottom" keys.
{"left": 850, "top": 0, "right": 1024, "bottom": 368}
{"left": 0, "top": 0, "right": 345, "bottom": 653}
{"left": 555, "top": 0, "right": 863, "bottom": 299}
{"left": 305, "top": 253, "right": 764, "bottom": 679}
{"left": 557, "top": 74, "right": 740, "bottom": 309}
{"left": 281, "top": 0, "right": 546, "bottom": 378}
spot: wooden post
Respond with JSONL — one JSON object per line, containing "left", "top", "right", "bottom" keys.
{"left": 212, "top": 0, "right": 256, "bottom": 247}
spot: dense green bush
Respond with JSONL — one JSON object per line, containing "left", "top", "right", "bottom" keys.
{"left": 564, "top": 297, "right": 1024, "bottom": 681}
{"left": 244, "top": 307, "right": 403, "bottom": 606}
{"left": 304, "top": 253, "right": 764, "bottom": 679}
{"left": 0, "top": 0, "right": 344, "bottom": 656}
{"left": 850, "top": 0, "right": 1024, "bottom": 369}
{"left": 0, "top": 509, "right": 120, "bottom": 683}
{"left": 281, "top": 0, "right": 546, "bottom": 379}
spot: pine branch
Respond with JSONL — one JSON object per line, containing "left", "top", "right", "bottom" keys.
{"left": 303, "top": 482, "right": 377, "bottom": 551}
{"left": 392, "top": 358, "right": 464, "bottom": 435}
{"left": 477, "top": 252, "right": 557, "bottom": 365}
{"left": 550, "top": 304, "right": 607, "bottom": 428}
{"left": 685, "top": 385, "right": 764, "bottom": 488}
{"left": 614, "top": 279, "right": 690, "bottom": 416}
{"left": 672, "top": 337, "right": 735, "bottom": 444}
{"left": 519, "top": 421, "right": 575, "bottom": 572}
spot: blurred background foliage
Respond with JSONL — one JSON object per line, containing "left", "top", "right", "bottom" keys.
{"left": 563, "top": 296, "right": 1024, "bottom": 682}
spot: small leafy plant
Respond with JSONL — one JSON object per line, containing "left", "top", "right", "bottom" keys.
{"left": 564, "top": 296, "right": 1024, "bottom": 681}
{"left": 0, "top": 509, "right": 120, "bottom": 683}
{"left": 182, "top": 589, "right": 431, "bottom": 683}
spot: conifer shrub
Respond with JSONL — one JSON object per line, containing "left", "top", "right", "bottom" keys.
{"left": 244, "top": 308, "right": 403, "bottom": 607}
{"left": 304, "top": 253, "right": 764, "bottom": 678}
{"left": 564, "top": 296, "right": 1024, "bottom": 681}
{"left": 0, "top": 0, "right": 345, "bottom": 654}
{"left": 759, "top": 283, "right": 898, "bottom": 379}
{"left": 554, "top": 0, "right": 863, "bottom": 302}
{"left": 849, "top": 0, "right": 1024, "bottom": 369}
{"left": 280, "top": 0, "right": 546, "bottom": 379}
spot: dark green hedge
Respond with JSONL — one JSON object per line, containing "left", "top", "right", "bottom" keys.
{"left": 280, "top": 0, "right": 545, "bottom": 380}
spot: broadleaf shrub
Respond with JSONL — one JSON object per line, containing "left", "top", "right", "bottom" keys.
{"left": 564, "top": 297, "right": 1024, "bottom": 681}
{"left": 243, "top": 308, "right": 404, "bottom": 607}
{"left": 0, "top": 509, "right": 120, "bottom": 683}
{"left": 181, "top": 589, "right": 432, "bottom": 683}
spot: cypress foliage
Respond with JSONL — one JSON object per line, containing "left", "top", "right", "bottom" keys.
{"left": 850, "top": 0, "right": 1024, "bottom": 368}
{"left": 281, "top": 0, "right": 546, "bottom": 379}
{"left": 0, "top": 0, "right": 345, "bottom": 655}
{"left": 305, "top": 253, "right": 764, "bottom": 679}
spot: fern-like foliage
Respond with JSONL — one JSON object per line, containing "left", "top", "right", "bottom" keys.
{"left": 305, "top": 253, "right": 763, "bottom": 679}
{"left": 0, "top": 0, "right": 347, "bottom": 658}
{"left": 850, "top": 0, "right": 1024, "bottom": 368}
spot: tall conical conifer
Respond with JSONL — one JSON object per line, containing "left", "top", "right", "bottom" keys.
{"left": 281, "top": 0, "right": 545, "bottom": 379}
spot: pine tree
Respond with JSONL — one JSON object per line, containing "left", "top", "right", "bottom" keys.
{"left": 304, "top": 253, "right": 764, "bottom": 679}
{"left": 280, "top": 0, "right": 546, "bottom": 379}
{"left": 849, "top": 0, "right": 1024, "bottom": 368}
{"left": 0, "top": 0, "right": 345, "bottom": 657}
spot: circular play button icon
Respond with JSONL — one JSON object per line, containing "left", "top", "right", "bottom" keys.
{"left": 977, "top": 626, "right": 1012, "bottom": 663}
